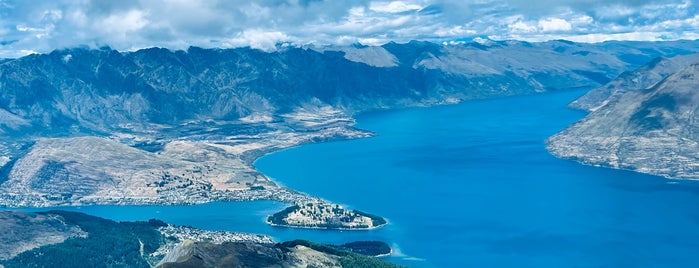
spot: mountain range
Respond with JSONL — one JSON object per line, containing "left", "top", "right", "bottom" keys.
{"left": 3, "top": 39, "right": 699, "bottom": 267}
{"left": 2, "top": 40, "right": 699, "bottom": 137}
{"left": 2, "top": 40, "right": 699, "bottom": 207}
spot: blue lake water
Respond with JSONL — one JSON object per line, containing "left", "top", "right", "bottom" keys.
{"left": 18, "top": 90, "right": 699, "bottom": 267}
{"left": 255, "top": 90, "right": 699, "bottom": 267}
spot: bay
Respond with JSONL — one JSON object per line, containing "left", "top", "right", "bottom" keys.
{"left": 14, "top": 89, "right": 699, "bottom": 267}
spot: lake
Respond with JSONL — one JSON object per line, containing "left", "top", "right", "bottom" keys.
{"left": 255, "top": 89, "right": 699, "bottom": 267}
{"left": 21, "top": 90, "right": 699, "bottom": 267}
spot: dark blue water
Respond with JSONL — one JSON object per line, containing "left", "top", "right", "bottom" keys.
{"left": 17, "top": 90, "right": 699, "bottom": 267}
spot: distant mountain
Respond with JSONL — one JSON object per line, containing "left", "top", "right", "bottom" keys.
{"left": 569, "top": 53, "right": 699, "bottom": 112}
{"left": 2, "top": 40, "right": 699, "bottom": 207}
{"left": 548, "top": 63, "right": 699, "bottom": 179}
{"left": 1, "top": 40, "right": 698, "bottom": 137}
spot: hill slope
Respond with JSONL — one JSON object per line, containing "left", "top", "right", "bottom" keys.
{"left": 548, "top": 63, "right": 699, "bottom": 179}
{"left": 569, "top": 53, "right": 699, "bottom": 112}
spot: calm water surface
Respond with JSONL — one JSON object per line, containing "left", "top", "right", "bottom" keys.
{"left": 255, "top": 90, "right": 699, "bottom": 267}
{"left": 23, "top": 90, "right": 699, "bottom": 267}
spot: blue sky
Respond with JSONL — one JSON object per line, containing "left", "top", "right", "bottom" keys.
{"left": 0, "top": 0, "right": 697, "bottom": 58}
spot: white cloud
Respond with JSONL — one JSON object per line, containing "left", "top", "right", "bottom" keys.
{"left": 41, "top": 9, "right": 63, "bottom": 22}
{"left": 96, "top": 9, "right": 148, "bottom": 37}
{"left": 434, "top": 25, "right": 476, "bottom": 37}
{"left": 595, "top": 5, "right": 636, "bottom": 19}
{"left": 369, "top": 1, "right": 423, "bottom": 13}
{"left": 223, "top": 30, "right": 294, "bottom": 51}
{"left": 240, "top": 3, "right": 271, "bottom": 21}
{"left": 571, "top": 15, "right": 593, "bottom": 25}
{"left": 16, "top": 25, "right": 35, "bottom": 32}
{"left": 65, "top": 9, "right": 88, "bottom": 27}
{"left": 358, "top": 37, "right": 388, "bottom": 46}
{"left": 19, "top": 49, "right": 38, "bottom": 56}
{"left": 509, "top": 21, "right": 537, "bottom": 33}
{"left": 538, "top": 18, "right": 572, "bottom": 32}
{"left": 563, "top": 32, "right": 664, "bottom": 43}
{"left": 0, "top": 0, "right": 696, "bottom": 58}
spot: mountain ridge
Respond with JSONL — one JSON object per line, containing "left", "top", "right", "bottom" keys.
{"left": 547, "top": 60, "right": 699, "bottom": 179}
{"left": 2, "top": 40, "right": 699, "bottom": 207}
{"left": 3, "top": 40, "right": 699, "bottom": 136}
{"left": 569, "top": 53, "right": 699, "bottom": 112}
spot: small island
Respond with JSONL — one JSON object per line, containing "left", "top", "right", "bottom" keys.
{"left": 268, "top": 201, "right": 387, "bottom": 230}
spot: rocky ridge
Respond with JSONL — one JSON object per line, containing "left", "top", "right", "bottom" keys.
{"left": 569, "top": 53, "right": 699, "bottom": 112}
{"left": 548, "top": 61, "right": 699, "bottom": 179}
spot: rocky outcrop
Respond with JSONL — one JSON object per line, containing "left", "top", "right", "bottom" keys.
{"left": 548, "top": 63, "right": 699, "bottom": 179}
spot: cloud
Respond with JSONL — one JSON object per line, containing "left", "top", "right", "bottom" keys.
{"left": 538, "top": 18, "right": 572, "bottom": 32}
{"left": 509, "top": 20, "right": 537, "bottom": 33}
{"left": 96, "top": 9, "right": 149, "bottom": 38}
{"left": 223, "top": 30, "right": 295, "bottom": 51}
{"left": 0, "top": 0, "right": 696, "bottom": 58}
{"left": 369, "top": 1, "right": 423, "bottom": 13}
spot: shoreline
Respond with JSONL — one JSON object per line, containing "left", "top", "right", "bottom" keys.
{"left": 246, "top": 126, "right": 375, "bottom": 167}
{"left": 266, "top": 218, "right": 389, "bottom": 231}
{"left": 0, "top": 125, "right": 373, "bottom": 208}
{"left": 374, "top": 248, "right": 393, "bottom": 258}
{"left": 0, "top": 123, "right": 390, "bottom": 232}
